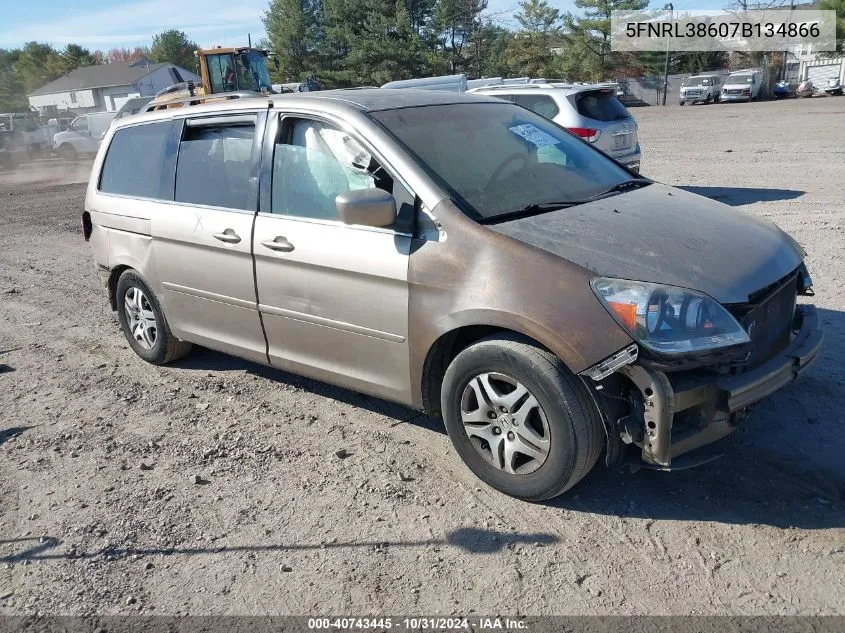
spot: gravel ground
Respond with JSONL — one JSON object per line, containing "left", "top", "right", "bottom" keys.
{"left": 0, "top": 97, "right": 843, "bottom": 617}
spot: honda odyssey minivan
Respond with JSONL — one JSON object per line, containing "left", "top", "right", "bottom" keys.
{"left": 83, "top": 89, "right": 822, "bottom": 500}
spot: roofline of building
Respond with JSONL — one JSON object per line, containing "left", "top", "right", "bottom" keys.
{"left": 27, "top": 63, "right": 167, "bottom": 98}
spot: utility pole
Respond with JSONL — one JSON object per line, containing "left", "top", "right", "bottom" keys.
{"left": 662, "top": 2, "right": 673, "bottom": 105}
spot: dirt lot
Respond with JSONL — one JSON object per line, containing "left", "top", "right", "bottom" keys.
{"left": 1, "top": 98, "right": 844, "bottom": 617}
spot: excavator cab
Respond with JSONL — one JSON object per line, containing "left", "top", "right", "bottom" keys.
{"left": 145, "top": 46, "right": 279, "bottom": 111}
{"left": 202, "top": 48, "right": 276, "bottom": 94}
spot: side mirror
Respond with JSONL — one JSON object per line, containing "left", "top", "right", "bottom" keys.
{"left": 335, "top": 188, "right": 396, "bottom": 227}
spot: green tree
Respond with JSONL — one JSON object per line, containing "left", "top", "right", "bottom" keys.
{"left": 16, "top": 42, "right": 63, "bottom": 94}
{"left": 0, "top": 49, "right": 27, "bottom": 112}
{"left": 343, "top": 0, "right": 430, "bottom": 84}
{"left": 506, "top": 0, "right": 561, "bottom": 77}
{"left": 263, "top": 0, "right": 321, "bottom": 81}
{"left": 562, "top": 0, "right": 648, "bottom": 81}
{"left": 515, "top": 0, "right": 560, "bottom": 33}
{"left": 820, "top": 0, "right": 845, "bottom": 53}
{"left": 468, "top": 22, "right": 513, "bottom": 78}
{"left": 149, "top": 30, "right": 199, "bottom": 71}
{"left": 54, "top": 44, "right": 97, "bottom": 74}
{"left": 434, "top": 0, "right": 488, "bottom": 73}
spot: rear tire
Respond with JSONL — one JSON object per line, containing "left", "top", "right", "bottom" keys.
{"left": 440, "top": 334, "right": 603, "bottom": 501}
{"left": 115, "top": 270, "right": 192, "bottom": 365}
{"left": 679, "top": 100, "right": 685, "bottom": 106}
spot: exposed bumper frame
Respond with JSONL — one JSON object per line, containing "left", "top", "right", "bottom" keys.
{"left": 619, "top": 304, "right": 823, "bottom": 468}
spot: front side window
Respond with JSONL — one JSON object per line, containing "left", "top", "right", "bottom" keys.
{"left": 272, "top": 119, "right": 392, "bottom": 221}
{"left": 99, "top": 122, "right": 175, "bottom": 198}
{"left": 175, "top": 121, "right": 255, "bottom": 210}
{"left": 371, "top": 102, "right": 633, "bottom": 223}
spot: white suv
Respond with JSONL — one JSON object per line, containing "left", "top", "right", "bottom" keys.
{"left": 471, "top": 84, "right": 641, "bottom": 172}
{"left": 680, "top": 74, "right": 722, "bottom": 105}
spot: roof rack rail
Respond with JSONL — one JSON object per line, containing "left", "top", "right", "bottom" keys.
{"left": 143, "top": 91, "right": 265, "bottom": 112}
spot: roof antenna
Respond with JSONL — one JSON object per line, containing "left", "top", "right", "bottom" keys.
{"left": 248, "top": 33, "right": 252, "bottom": 47}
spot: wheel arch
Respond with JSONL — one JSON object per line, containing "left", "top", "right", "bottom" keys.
{"left": 106, "top": 264, "right": 133, "bottom": 311}
{"left": 419, "top": 319, "right": 560, "bottom": 417}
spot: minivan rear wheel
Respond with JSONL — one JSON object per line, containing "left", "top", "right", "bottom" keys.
{"left": 440, "top": 334, "right": 603, "bottom": 501}
{"left": 115, "top": 270, "right": 192, "bottom": 365}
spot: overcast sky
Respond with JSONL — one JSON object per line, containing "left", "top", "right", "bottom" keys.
{"left": 3, "top": 0, "right": 708, "bottom": 52}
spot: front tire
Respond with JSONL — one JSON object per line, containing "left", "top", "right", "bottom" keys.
{"left": 440, "top": 335, "right": 603, "bottom": 501}
{"left": 115, "top": 270, "right": 192, "bottom": 365}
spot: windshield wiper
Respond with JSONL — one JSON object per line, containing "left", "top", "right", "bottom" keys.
{"left": 478, "top": 201, "right": 583, "bottom": 224}
{"left": 479, "top": 179, "right": 652, "bottom": 225}
{"left": 587, "top": 177, "right": 651, "bottom": 201}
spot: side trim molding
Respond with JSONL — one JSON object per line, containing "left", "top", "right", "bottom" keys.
{"left": 258, "top": 303, "right": 406, "bottom": 343}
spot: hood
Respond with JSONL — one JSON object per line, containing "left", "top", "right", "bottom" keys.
{"left": 487, "top": 183, "right": 804, "bottom": 304}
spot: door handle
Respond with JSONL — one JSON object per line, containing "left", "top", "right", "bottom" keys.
{"left": 261, "top": 236, "right": 295, "bottom": 252}
{"left": 212, "top": 229, "right": 241, "bottom": 244}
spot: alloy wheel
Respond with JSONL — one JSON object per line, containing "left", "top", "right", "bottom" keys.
{"left": 460, "top": 372, "right": 551, "bottom": 475}
{"left": 124, "top": 286, "right": 158, "bottom": 350}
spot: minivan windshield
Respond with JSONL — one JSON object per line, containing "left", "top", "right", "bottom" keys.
{"left": 730, "top": 74, "right": 753, "bottom": 83}
{"left": 370, "top": 102, "right": 636, "bottom": 222}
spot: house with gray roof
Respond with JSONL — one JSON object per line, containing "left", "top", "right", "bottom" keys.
{"left": 28, "top": 59, "right": 200, "bottom": 114}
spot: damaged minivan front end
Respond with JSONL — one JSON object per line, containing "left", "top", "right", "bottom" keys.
{"left": 580, "top": 264, "right": 822, "bottom": 469}
{"left": 487, "top": 181, "right": 824, "bottom": 470}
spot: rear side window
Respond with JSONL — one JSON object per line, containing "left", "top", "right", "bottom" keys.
{"left": 175, "top": 122, "right": 255, "bottom": 210}
{"left": 514, "top": 94, "right": 559, "bottom": 119}
{"left": 575, "top": 91, "right": 630, "bottom": 122}
{"left": 99, "top": 122, "right": 175, "bottom": 199}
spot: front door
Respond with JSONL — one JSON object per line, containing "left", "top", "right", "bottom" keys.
{"left": 252, "top": 115, "right": 414, "bottom": 402}
{"left": 151, "top": 113, "right": 267, "bottom": 364}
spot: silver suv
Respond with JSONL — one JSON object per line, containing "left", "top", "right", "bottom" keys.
{"left": 470, "top": 84, "right": 641, "bottom": 172}
{"left": 680, "top": 74, "right": 722, "bottom": 105}
{"left": 83, "top": 90, "right": 821, "bottom": 500}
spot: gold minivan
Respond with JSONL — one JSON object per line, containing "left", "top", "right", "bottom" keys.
{"left": 83, "top": 90, "right": 822, "bottom": 500}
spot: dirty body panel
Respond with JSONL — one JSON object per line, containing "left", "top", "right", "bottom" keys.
{"left": 487, "top": 184, "right": 805, "bottom": 305}
{"left": 407, "top": 198, "right": 634, "bottom": 410}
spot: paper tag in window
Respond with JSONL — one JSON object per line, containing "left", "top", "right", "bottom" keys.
{"left": 509, "top": 124, "right": 558, "bottom": 148}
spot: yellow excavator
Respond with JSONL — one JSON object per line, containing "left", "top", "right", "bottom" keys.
{"left": 146, "top": 46, "right": 280, "bottom": 111}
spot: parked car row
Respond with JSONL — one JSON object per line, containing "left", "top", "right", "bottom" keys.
{"left": 680, "top": 69, "right": 765, "bottom": 105}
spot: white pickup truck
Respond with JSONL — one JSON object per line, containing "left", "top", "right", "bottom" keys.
{"left": 53, "top": 112, "right": 116, "bottom": 160}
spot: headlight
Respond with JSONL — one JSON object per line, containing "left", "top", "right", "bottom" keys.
{"left": 591, "top": 278, "right": 750, "bottom": 355}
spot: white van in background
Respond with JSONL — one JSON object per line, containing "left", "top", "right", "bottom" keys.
{"left": 381, "top": 74, "right": 468, "bottom": 92}
{"left": 721, "top": 69, "right": 763, "bottom": 102}
{"left": 53, "top": 112, "right": 116, "bottom": 160}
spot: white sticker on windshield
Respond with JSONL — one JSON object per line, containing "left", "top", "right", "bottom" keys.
{"left": 509, "top": 124, "right": 558, "bottom": 148}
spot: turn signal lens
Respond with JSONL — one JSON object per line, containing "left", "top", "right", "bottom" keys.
{"left": 608, "top": 301, "right": 637, "bottom": 331}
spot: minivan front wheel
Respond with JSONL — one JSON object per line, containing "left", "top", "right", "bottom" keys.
{"left": 441, "top": 335, "right": 603, "bottom": 501}
{"left": 115, "top": 270, "right": 192, "bottom": 365}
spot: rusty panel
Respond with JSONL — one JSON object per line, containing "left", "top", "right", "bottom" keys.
{"left": 407, "top": 199, "right": 634, "bottom": 409}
